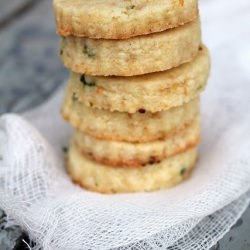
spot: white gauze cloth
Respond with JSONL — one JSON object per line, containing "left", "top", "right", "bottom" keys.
{"left": 1, "top": 0, "right": 250, "bottom": 249}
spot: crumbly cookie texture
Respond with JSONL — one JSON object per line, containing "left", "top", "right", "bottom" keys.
{"left": 60, "top": 19, "right": 201, "bottom": 76}
{"left": 67, "top": 142, "right": 197, "bottom": 193}
{"left": 53, "top": 0, "right": 198, "bottom": 39}
{"left": 70, "top": 45, "right": 210, "bottom": 113}
{"left": 73, "top": 115, "right": 200, "bottom": 167}
{"left": 61, "top": 81, "right": 199, "bottom": 142}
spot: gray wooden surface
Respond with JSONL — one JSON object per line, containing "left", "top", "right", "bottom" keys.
{"left": 0, "top": 0, "right": 249, "bottom": 249}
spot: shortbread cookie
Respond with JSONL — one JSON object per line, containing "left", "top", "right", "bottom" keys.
{"left": 67, "top": 142, "right": 197, "bottom": 193}
{"left": 73, "top": 115, "right": 200, "bottom": 167}
{"left": 54, "top": 0, "right": 198, "bottom": 39}
{"left": 70, "top": 45, "right": 209, "bottom": 113}
{"left": 61, "top": 83, "right": 199, "bottom": 142}
{"left": 60, "top": 19, "right": 201, "bottom": 76}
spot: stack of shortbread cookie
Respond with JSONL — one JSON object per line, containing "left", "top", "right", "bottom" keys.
{"left": 53, "top": 0, "right": 210, "bottom": 193}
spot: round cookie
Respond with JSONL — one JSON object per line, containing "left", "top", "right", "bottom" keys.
{"left": 73, "top": 115, "right": 200, "bottom": 167}
{"left": 67, "top": 142, "right": 197, "bottom": 193}
{"left": 53, "top": 0, "right": 198, "bottom": 39}
{"left": 60, "top": 19, "right": 201, "bottom": 76}
{"left": 61, "top": 83, "right": 199, "bottom": 142}
{"left": 70, "top": 45, "right": 210, "bottom": 113}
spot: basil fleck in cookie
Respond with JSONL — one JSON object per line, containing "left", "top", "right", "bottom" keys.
{"left": 67, "top": 141, "right": 197, "bottom": 193}
{"left": 60, "top": 19, "right": 201, "bottom": 76}
{"left": 54, "top": 0, "right": 198, "bottom": 39}
{"left": 69, "top": 45, "right": 210, "bottom": 113}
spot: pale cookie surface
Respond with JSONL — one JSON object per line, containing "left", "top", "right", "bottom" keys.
{"left": 53, "top": 0, "right": 198, "bottom": 39}
{"left": 67, "top": 142, "right": 197, "bottom": 193}
{"left": 73, "top": 116, "right": 200, "bottom": 167}
{"left": 60, "top": 19, "right": 201, "bottom": 76}
{"left": 70, "top": 45, "right": 210, "bottom": 113}
{"left": 61, "top": 82, "right": 199, "bottom": 142}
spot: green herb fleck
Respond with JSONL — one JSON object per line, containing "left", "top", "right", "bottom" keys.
{"left": 197, "top": 85, "right": 204, "bottom": 91}
{"left": 62, "top": 147, "right": 68, "bottom": 153}
{"left": 60, "top": 37, "right": 66, "bottom": 53}
{"left": 72, "top": 92, "right": 78, "bottom": 102}
{"left": 126, "top": 5, "right": 136, "bottom": 10}
{"left": 80, "top": 75, "right": 96, "bottom": 87}
{"left": 180, "top": 167, "right": 187, "bottom": 176}
{"left": 83, "top": 44, "right": 96, "bottom": 58}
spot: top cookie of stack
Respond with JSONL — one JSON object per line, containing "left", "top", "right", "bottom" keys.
{"left": 54, "top": 0, "right": 201, "bottom": 76}
{"left": 54, "top": 0, "right": 198, "bottom": 39}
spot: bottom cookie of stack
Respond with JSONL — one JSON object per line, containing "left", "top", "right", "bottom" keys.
{"left": 67, "top": 141, "right": 198, "bottom": 194}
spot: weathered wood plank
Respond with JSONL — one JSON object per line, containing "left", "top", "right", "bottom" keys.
{"left": 0, "top": 0, "right": 38, "bottom": 27}
{"left": 0, "top": 0, "right": 67, "bottom": 115}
